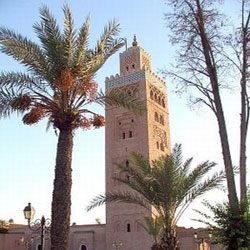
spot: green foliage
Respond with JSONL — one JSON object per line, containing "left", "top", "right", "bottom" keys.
{"left": 194, "top": 198, "right": 250, "bottom": 250}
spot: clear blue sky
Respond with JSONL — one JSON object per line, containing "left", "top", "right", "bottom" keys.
{"left": 0, "top": 0, "right": 247, "bottom": 227}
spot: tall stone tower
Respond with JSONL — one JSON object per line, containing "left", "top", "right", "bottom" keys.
{"left": 105, "top": 36, "right": 171, "bottom": 250}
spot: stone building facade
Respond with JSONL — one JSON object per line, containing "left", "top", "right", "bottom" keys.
{"left": 0, "top": 38, "right": 223, "bottom": 250}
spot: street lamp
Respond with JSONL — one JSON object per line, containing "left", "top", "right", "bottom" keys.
{"left": 23, "top": 203, "right": 51, "bottom": 250}
{"left": 194, "top": 232, "right": 212, "bottom": 250}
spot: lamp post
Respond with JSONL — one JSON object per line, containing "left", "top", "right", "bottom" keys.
{"left": 23, "top": 203, "right": 51, "bottom": 250}
{"left": 194, "top": 232, "right": 212, "bottom": 250}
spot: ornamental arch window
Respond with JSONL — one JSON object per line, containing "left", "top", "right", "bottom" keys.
{"left": 154, "top": 93, "right": 157, "bottom": 102}
{"left": 162, "top": 99, "right": 165, "bottom": 108}
{"left": 127, "top": 223, "right": 131, "bottom": 232}
{"left": 155, "top": 112, "right": 159, "bottom": 122}
{"left": 150, "top": 90, "right": 154, "bottom": 99}
{"left": 159, "top": 115, "right": 164, "bottom": 125}
{"left": 80, "top": 245, "right": 87, "bottom": 250}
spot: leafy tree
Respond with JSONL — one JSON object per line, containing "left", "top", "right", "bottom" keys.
{"left": 87, "top": 144, "right": 224, "bottom": 250}
{"left": 0, "top": 4, "right": 144, "bottom": 250}
{"left": 162, "top": 0, "right": 250, "bottom": 214}
{"left": 194, "top": 195, "right": 250, "bottom": 250}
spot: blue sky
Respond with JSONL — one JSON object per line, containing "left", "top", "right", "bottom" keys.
{"left": 0, "top": 0, "right": 247, "bottom": 227}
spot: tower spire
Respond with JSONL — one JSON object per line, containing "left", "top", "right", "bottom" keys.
{"left": 132, "top": 35, "right": 138, "bottom": 47}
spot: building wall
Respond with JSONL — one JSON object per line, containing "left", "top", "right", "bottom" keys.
{"left": 0, "top": 224, "right": 224, "bottom": 250}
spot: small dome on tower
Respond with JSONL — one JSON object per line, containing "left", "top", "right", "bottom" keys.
{"left": 132, "top": 35, "right": 138, "bottom": 47}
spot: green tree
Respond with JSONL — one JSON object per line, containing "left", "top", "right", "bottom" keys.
{"left": 194, "top": 197, "right": 250, "bottom": 250}
{"left": 0, "top": 5, "right": 144, "bottom": 250}
{"left": 87, "top": 144, "right": 224, "bottom": 250}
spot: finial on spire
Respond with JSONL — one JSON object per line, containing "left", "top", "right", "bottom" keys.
{"left": 132, "top": 35, "right": 138, "bottom": 47}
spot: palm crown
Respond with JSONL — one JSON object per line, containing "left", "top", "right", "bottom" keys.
{"left": 0, "top": 4, "right": 143, "bottom": 130}
{"left": 87, "top": 144, "right": 224, "bottom": 249}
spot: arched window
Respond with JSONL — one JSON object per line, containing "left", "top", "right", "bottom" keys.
{"left": 37, "top": 244, "right": 42, "bottom": 250}
{"left": 162, "top": 99, "right": 165, "bottom": 108}
{"left": 154, "top": 93, "right": 157, "bottom": 102}
{"left": 80, "top": 245, "right": 87, "bottom": 250}
{"left": 158, "top": 96, "right": 161, "bottom": 105}
{"left": 127, "top": 223, "right": 131, "bottom": 232}
{"left": 150, "top": 90, "right": 154, "bottom": 100}
{"left": 154, "top": 112, "right": 159, "bottom": 122}
{"left": 126, "top": 160, "right": 129, "bottom": 167}
{"left": 160, "top": 115, "right": 164, "bottom": 125}
{"left": 129, "top": 130, "right": 133, "bottom": 138}
{"left": 114, "top": 221, "right": 121, "bottom": 232}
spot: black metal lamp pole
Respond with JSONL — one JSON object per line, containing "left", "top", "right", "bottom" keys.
{"left": 23, "top": 203, "right": 50, "bottom": 250}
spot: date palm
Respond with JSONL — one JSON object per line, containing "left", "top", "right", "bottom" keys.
{"left": 87, "top": 144, "right": 225, "bottom": 250}
{"left": 0, "top": 4, "right": 143, "bottom": 250}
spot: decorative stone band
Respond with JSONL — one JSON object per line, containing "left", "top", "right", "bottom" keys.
{"left": 105, "top": 70, "right": 166, "bottom": 91}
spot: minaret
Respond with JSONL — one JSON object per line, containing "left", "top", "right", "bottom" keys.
{"left": 105, "top": 36, "right": 171, "bottom": 250}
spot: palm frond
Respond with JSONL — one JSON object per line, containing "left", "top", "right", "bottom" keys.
{"left": 96, "top": 19, "right": 124, "bottom": 58}
{"left": 140, "top": 216, "right": 165, "bottom": 244}
{"left": 0, "top": 88, "right": 27, "bottom": 118}
{"left": 62, "top": 3, "right": 77, "bottom": 69}
{"left": 130, "top": 151, "right": 151, "bottom": 174}
{"left": 0, "top": 27, "right": 51, "bottom": 80}
{"left": 33, "top": 5, "right": 64, "bottom": 78}
{"left": 86, "top": 191, "right": 150, "bottom": 212}
{"left": 103, "top": 88, "right": 145, "bottom": 115}
{"left": 74, "top": 15, "right": 90, "bottom": 67}
{"left": 84, "top": 20, "right": 124, "bottom": 75}
{"left": 0, "top": 72, "right": 51, "bottom": 96}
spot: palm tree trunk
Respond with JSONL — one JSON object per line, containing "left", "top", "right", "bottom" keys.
{"left": 160, "top": 227, "right": 180, "bottom": 250}
{"left": 51, "top": 128, "right": 73, "bottom": 250}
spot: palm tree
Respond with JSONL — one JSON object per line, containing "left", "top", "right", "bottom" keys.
{"left": 0, "top": 5, "right": 144, "bottom": 250}
{"left": 87, "top": 144, "right": 225, "bottom": 250}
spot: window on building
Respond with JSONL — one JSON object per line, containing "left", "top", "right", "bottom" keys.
{"left": 129, "top": 131, "right": 133, "bottom": 138}
{"left": 80, "top": 245, "right": 87, "bottom": 250}
{"left": 126, "top": 160, "right": 129, "bottom": 167}
{"left": 160, "top": 143, "right": 164, "bottom": 152}
{"left": 150, "top": 90, "right": 154, "bottom": 100}
{"left": 126, "top": 66, "right": 129, "bottom": 71}
{"left": 160, "top": 115, "right": 164, "bottom": 125}
{"left": 156, "top": 141, "right": 159, "bottom": 149}
{"left": 155, "top": 112, "right": 159, "bottom": 122}
{"left": 122, "top": 132, "right": 126, "bottom": 139}
{"left": 37, "top": 244, "right": 42, "bottom": 250}
{"left": 154, "top": 93, "right": 157, "bottom": 102}
{"left": 158, "top": 96, "right": 161, "bottom": 105}
{"left": 132, "top": 64, "right": 135, "bottom": 69}
{"left": 127, "top": 223, "right": 131, "bottom": 232}
{"left": 162, "top": 99, "right": 165, "bottom": 108}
